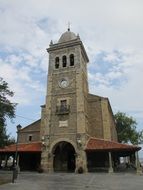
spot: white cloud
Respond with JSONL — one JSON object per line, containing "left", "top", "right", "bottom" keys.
{"left": 103, "top": 52, "right": 121, "bottom": 63}
{"left": 0, "top": 56, "right": 45, "bottom": 105}
{"left": 88, "top": 49, "right": 143, "bottom": 127}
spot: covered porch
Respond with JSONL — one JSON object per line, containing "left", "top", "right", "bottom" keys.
{"left": 0, "top": 142, "right": 42, "bottom": 171}
{"left": 86, "top": 138, "right": 142, "bottom": 174}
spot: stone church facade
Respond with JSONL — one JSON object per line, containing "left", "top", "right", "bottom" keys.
{"left": 40, "top": 29, "right": 118, "bottom": 172}
{"left": 0, "top": 29, "right": 141, "bottom": 173}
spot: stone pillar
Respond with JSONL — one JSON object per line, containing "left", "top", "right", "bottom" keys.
{"left": 127, "top": 156, "right": 130, "bottom": 164}
{"left": 75, "top": 150, "right": 88, "bottom": 173}
{"left": 47, "top": 153, "right": 54, "bottom": 173}
{"left": 135, "top": 151, "right": 142, "bottom": 175}
{"left": 41, "top": 146, "right": 48, "bottom": 172}
{"left": 82, "top": 151, "right": 88, "bottom": 173}
{"left": 17, "top": 154, "right": 20, "bottom": 172}
{"left": 41, "top": 149, "right": 54, "bottom": 173}
{"left": 108, "top": 152, "right": 113, "bottom": 173}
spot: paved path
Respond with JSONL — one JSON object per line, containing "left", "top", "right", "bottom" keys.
{"left": 0, "top": 172, "right": 143, "bottom": 190}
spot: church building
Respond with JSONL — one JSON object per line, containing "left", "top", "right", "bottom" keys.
{"left": 0, "top": 29, "right": 141, "bottom": 173}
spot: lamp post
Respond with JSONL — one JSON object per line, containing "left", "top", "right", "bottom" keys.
{"left": 12, "top": 124, "right": 22, "bottom": 183}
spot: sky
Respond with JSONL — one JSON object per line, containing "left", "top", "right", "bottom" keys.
{"left": 0, "top": 0, "right": 143, "bottom": 155}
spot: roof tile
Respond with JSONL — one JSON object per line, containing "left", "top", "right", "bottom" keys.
{"left": 86, "top": 138, "right": 141, "bottom": 151}
{"left": 0, "top": 142, "right": 42, "bottom": 152}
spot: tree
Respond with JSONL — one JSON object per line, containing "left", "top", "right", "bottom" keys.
{"left": 0, "top": 77, "right": 17, "bottom": 147}
{"left": 114, "top": 111, "right": 143, "bottom": 145}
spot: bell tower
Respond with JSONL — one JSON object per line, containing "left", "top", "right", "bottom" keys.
{"left": 41, "top": 29, "right": 89, "bottom": 172}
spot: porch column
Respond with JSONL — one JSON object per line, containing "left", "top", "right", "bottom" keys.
{"left": 127, "top": 156, "right": 130, "bottom": 164}
{"left": 17, "top": 154, "right": 20, "bottom": 171}
{"left": 108, "top": 152, "right": 113, "bottom": 173}
{"left": 12, "top": 154, "right": 15, "bottom": 166}
{"left": 135, "top": 151, "right": 142, "bottom": 175}
{"left": 4, "top": 155, "right": 8, "bottom": 167}
{"left": 0, "top": 155, "right": 1, "bottom": 167}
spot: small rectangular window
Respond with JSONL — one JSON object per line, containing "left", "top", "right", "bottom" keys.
{"left": 28, "top": 135, "right": 32, "bottom": 141}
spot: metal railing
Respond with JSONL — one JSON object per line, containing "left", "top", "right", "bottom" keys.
{"left": 56, "top": 105, "right": 70, "bottom": 115}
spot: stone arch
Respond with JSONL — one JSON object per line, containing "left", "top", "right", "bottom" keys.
{"left": 50, "top": 139, "right": 77, "bottom": 172}
{"left": 55, "top": 57, "right": 60, "bottom": 69}
{"left": 69, "top": 54, "right": 74, "bottom": 66}
{"left": 62, "top": 55, "right": 67, "bottom": 67}
{"left": 50, "top": 138, "right": 77, "bottom": 153}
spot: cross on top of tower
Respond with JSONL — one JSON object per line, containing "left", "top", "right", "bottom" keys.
{"left": 68, "top": 22, "right": 70, "bottom": 31}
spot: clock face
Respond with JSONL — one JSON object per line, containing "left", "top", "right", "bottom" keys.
{"left": 60, "top": 79, "right": 69, "bottom": 88}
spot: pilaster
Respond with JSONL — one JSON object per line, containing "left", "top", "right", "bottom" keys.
{"left": 108, "top": 152, "right": 113, "bottom": 173}
{"left": 135, "top": 151, "right": 142, "bottom": 175}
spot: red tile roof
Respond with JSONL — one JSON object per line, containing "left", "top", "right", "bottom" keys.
{"left": 86, "top": 138, "right": 141, "bottom": 151}
{"left": 0, "top": 139, "right": 140, "bottom": 153}
{"left": 0, "top": 142, "right": 42, "bottom": 153}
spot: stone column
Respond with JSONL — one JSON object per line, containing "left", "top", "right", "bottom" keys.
{"left": 17, "top": 154, "right": 20, "bottom": 172}
{"left": 82, "top": 151, "right": 88, "bottom": 173}
{"left": 47, "top": 153, "right": 54, "bottom": 173}
{"left": 75, "top": 150, "right": 88, "bottom": 173}
{"left": 127, "top": 156, "right": 130, "bottom": 164}
{"left": 41, "top": 146, "right": 48, "bottom": 172}
{"left": 108, "top": 152, "right": 113, "bottom": 173}
{"left": 135, "top": 151, "right": 142, "bottom": 175}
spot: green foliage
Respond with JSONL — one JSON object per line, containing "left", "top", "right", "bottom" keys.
{"left": 114, "top": 111, "right": 143, "bottom": 145}
{"left": 0, "top": 77, "right": 17, "bottom": 147}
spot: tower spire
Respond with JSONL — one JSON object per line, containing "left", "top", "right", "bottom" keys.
{"left": 68, "top": 21, "right": 70, "bottom": 31}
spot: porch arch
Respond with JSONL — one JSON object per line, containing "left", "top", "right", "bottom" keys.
{"left": 50, "top": 138, "right": 77, "bottom": 153}
{"left": 52, "top": 140, "right": 76, "bottom": 172}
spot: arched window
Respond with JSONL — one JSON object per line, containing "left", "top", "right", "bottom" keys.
{"left": 70, "top": 54, "right": 74, "bottom": 66}
{"left": 62, "top": 56, "right": 67, "bottom": 67}
{"left": 55, "top": 57, "right": 59, "bottom": 69}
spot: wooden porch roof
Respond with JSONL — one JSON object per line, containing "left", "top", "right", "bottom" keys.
{"left": 86, "top": 138, "right": 141, "bottom": 152}
{"left": 0, "top": 142, "right": 42, "bottom": 153}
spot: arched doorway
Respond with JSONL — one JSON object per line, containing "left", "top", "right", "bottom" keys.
{"left": 53, "top": 141, "right": 75, "bottom": 172}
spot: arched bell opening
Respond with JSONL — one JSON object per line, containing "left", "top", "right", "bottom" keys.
{"left": 53, "top": 141, "right": 76, "bottom": 172}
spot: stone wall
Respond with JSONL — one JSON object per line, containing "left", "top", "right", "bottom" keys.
{"left": 18, "top": 120, "right": 40, "bottom": 143}
{"left": 87, "top": 94, "right": 117, "bottom": 141}
{"left": 87, "top": 94, "right": 103, "bottom": 138}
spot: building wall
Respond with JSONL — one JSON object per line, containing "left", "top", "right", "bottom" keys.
{"left": 18, "top": 120, "right": 40, "bottom": 143}
{"left": 87, "top": 94, "right": 103, "bottom": 138}
{"left": 18, "top": 94, "right": 117, "bottom": 144}
{"left": 107, "top": 102, "right": 118, "bottom": 141}
{"left": 87, "top": 94, "right": 117, "bottom": 141}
